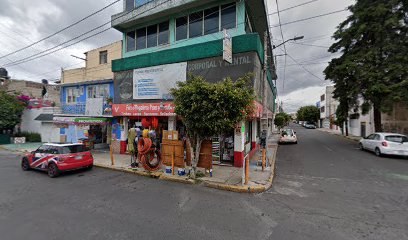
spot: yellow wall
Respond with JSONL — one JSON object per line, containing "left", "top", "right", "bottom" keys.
{"left": 62, "top": 41, "right": 122, "bottom": 84}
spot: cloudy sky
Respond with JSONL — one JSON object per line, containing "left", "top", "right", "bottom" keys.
{"left": 0, "top": 0, "right": 354, "bottom": 113}
{"left": 268, "top": 0, "right": 354, "bottom": 112}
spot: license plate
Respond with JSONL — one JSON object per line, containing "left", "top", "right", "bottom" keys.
{"left": 75, "top": 155, "right": 83, "bottom": 160}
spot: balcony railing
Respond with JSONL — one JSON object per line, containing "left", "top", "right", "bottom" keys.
{"left": 61, "top": 101, "right": 112, "bottom": 116}
{"left": 62, "top": 102, "right": 86, "bottom": 115}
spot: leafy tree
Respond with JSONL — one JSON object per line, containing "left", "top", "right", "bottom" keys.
{"left": 274, "top": 112, "right": 291, "bottom": 129}
{"left": 296, "top": 106, "right": 320, "bottom": 123}
{"left": 0, "top": 91, "right": 26, "bottom": 130}
{"left": 274, "top": 115, "right": 286, "bottom": 130}
{"left": 171, "top": 74, "right": 255, "bottom": 178}
{"left": 325, "top": 0, "right": 408, "bottom": 132}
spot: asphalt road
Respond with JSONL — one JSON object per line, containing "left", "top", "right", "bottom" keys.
{"left": 0, "top": 125, "right": 407, "bottom": 240}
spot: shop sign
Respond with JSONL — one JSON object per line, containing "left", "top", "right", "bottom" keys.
{"left": 53, "top": 116, "right": 76, "bottom": 124}
{"left": 112, "top": 102, "right": 176, "bottom": 117}
{"left": 187, "top": 52, "right": 258, "bottom": 84}
{"left": 74, "top": 118, "right": 108, "bottom": 124}
{"left": 133, "top": 62, "right": 187, "bottom": 100}
{"left": 223, "top": 29, "right": 232, "bottom": 64}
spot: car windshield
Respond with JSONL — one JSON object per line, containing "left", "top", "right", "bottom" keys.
{"left": 59, "top": 145, "right": 88, "bottom": 154}
{"left": 385, "top": 135, "right": 408, "bottom": 143}
{"left": 282, "top": 130, "right": 293, "bottom": 136}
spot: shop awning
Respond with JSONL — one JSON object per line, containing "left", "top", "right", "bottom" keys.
{"left": 34, "top": 114, "right": 54, "bottom": 122}
{"left": 53, "top": 117, "right": 109, "bottom": 125}
{"left": 112, "top": 102, "right": 176, "bottom": 117}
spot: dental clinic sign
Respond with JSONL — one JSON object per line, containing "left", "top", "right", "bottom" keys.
{"left": 133, "top": 62, "right": 187, "bottom": 100}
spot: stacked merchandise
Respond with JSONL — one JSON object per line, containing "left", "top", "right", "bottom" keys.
{"left": 222, "top": 136, "right": 234, "bottom": 162}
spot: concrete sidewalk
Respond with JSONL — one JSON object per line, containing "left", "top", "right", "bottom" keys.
{"left": 317, "top": 128, "right": 362, "bottom": 142}
{"left": 0, "top": 142, "right": 42, "bottom": 154}
{"left": 93, "top": 134, "right": 279, "bottom": 193}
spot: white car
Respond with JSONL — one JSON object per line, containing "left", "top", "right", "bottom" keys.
{"left": 279, "top": 129, "right": 297, "bottom": 144}
{"left": 359, "top": 133, "right": 408, "bottom": 157}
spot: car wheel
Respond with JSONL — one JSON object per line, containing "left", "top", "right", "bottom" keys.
{"left": 21, "top": 157, "right": 30, "bottom": 171}
{"left": 359, "top": 143, "right": 364, "bottom": 151}
{"left": 47, "top": 163, "right": 60, "bottom": 178}
{"left": 294, "top": 141, "right": 298, "bottom": 144}
{"left": 374, "top": 148, "right": 382, "bottom": 157}
{"left": 86, "top": 165, "right": 93, "bottom": 171}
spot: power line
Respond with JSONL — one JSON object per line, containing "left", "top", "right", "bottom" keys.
{"left": 274, "top": 0, "right": 287, "bottom": 94}
{"left": 289, "top": 42, "right": 330, "bottom": 48}
{"left": 270, "top": 9, "right": 348, "bottom": 29}
{"left": 4, "top": 0, "right": 174, "bottom": 68}
{"left": 268, "top": 0, "right": 319, "bottom": 15}
{"left": 0, "top": 0, "right": 121, "bottom": 61}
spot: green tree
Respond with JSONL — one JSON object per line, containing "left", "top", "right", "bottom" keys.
{"left": 296, "top": 106, "right": 320, "bottom": 123}
{"left": 325, "top": 0, "right": 408, "bottom": 132}
{"left": 275, "top": 112, "right": 291, "bottom": 129}
{"left": 171, "top": 74, "right": 255, "bottom": 178}
{"left": 274, "top": 115, "right": 286, "bottom": 130}
{"left": 0, "top": 91, "right": 25, "bottom": 130}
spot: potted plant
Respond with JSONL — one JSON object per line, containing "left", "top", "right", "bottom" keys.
{"left": 106, "top": 97, "right": 113, "bottom": 105}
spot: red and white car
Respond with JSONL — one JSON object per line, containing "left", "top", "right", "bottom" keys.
{"left": 21, "top": 143, "right": 94, "bottom": 178}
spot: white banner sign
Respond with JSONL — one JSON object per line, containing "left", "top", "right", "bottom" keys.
{"left": 133, "top": 62, "right": 187, "bottom": 100}
{"left": 223, "top": 29, "right": 232, "bottom": 64}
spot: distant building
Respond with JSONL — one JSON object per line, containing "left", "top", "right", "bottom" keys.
{"left": 319, "top": 86, "right": 340, "bottom": 130}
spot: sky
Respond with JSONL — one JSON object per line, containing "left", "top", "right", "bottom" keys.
{"left": 0, "top": 0, "right": 354, "bottom": 113}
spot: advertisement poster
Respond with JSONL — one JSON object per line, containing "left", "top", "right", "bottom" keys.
{"left": 133, "top": 62, "right": 187, "bottom": 100}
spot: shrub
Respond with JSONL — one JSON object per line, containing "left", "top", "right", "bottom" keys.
{"left": 15, "top": 132, "right": 42, "bottom": 142}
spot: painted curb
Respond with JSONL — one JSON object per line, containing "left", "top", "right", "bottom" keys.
{"left": 94, "top": 163, "right": 194, "bottom": 184}
{"left": 204, "top": 145, "right": 278, "bottom": 194}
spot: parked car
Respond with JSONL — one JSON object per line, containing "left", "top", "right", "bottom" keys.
{"left": 279, "top": 128, "right": 297, "bottom": 144}
{"left": 304, "top": 123, "right": 316, "bottom": 129}
{"left": 21, "top": 143, "right": 94, "bottom": 178}
{"left": 359, "top": 133, "right": 408, "bottom": 157}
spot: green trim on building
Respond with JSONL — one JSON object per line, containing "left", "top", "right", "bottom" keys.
{"left": 113, "top": 33, "right": 265, "bottom": 72}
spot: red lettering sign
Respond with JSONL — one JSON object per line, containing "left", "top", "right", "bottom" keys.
{"left": 112, "top": 103, "right": 176, "bottom": 117}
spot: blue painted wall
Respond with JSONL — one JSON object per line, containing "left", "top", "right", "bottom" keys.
{"left": 60, "top": 81, "right": 114, "bottom": 104}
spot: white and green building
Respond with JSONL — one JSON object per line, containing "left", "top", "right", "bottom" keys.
{"left": 111, "top": 0, "right": 277, "bottom": 167}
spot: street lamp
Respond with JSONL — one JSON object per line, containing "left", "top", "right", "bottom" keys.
{"left": 272, "top": 36, "right": 304, "bottom": 49}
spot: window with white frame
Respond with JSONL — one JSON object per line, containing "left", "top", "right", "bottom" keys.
{"left": 87, "top": 84, "right": 110, "bottom": 99}
{"left": 66, "top": 87, "right": 77, "bottom": 103}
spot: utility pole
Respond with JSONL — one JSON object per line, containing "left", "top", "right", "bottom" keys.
{"left": 261, "top": 31, "right": 268, "bottom": 137}
{"left": 260, "top": 31, "right": 269, "bottom": 171}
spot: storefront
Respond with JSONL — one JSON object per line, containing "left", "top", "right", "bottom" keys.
{"left": 53, "top": 116, "right": 111, "bottom": 149}
{"left": 112, "top": 51, "right": 275, "bottom": 167}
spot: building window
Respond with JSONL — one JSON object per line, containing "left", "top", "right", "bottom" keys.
{"left": 147, "top": 24, "right": 158, "bottom": 48}
{"left": 66, "top": 87, "right": 77, "bottom": 104}
{"left": 321, "top": 106, "right": 325, "bottom": 113}
{"left": 204, "top": 7, "right": 219, "bottom": 34}
{"left": 221, "top": 3, "right": 237, "bottom": 30}
{"left": 125, "top": 0, "right": 134, "bottom": 11}
{"left": 158, "top": 21, "right": 169, "bottom": 45}
{"left": 99, "top": 51, "right": 108, "bottom": 64}
{"left": 126, "top": 31, "right": 136, "bottom": 52}
{"left": 189, "top": 11, "right": 203, "bottom": 38}
{"left": 175, "top": 3, "right": 236, "bottom": 42}
{"left": 320, "top": 94, "right": 325, "bottom": 101}
{"left": 135, "top": 0, "right": 152, "bottom": 7}
{"left": 176, "top": 16, "right": 188, "bottom": 41}
{"left": 87, "top": 84, "right": 110, "bottom": 99}
{"left": 136, "top": 28, "right": 147, "bottom": 50}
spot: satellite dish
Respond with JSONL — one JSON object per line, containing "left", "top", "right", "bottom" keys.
{"left": 41, "top": 79, "right": 49, "bottom": 85}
